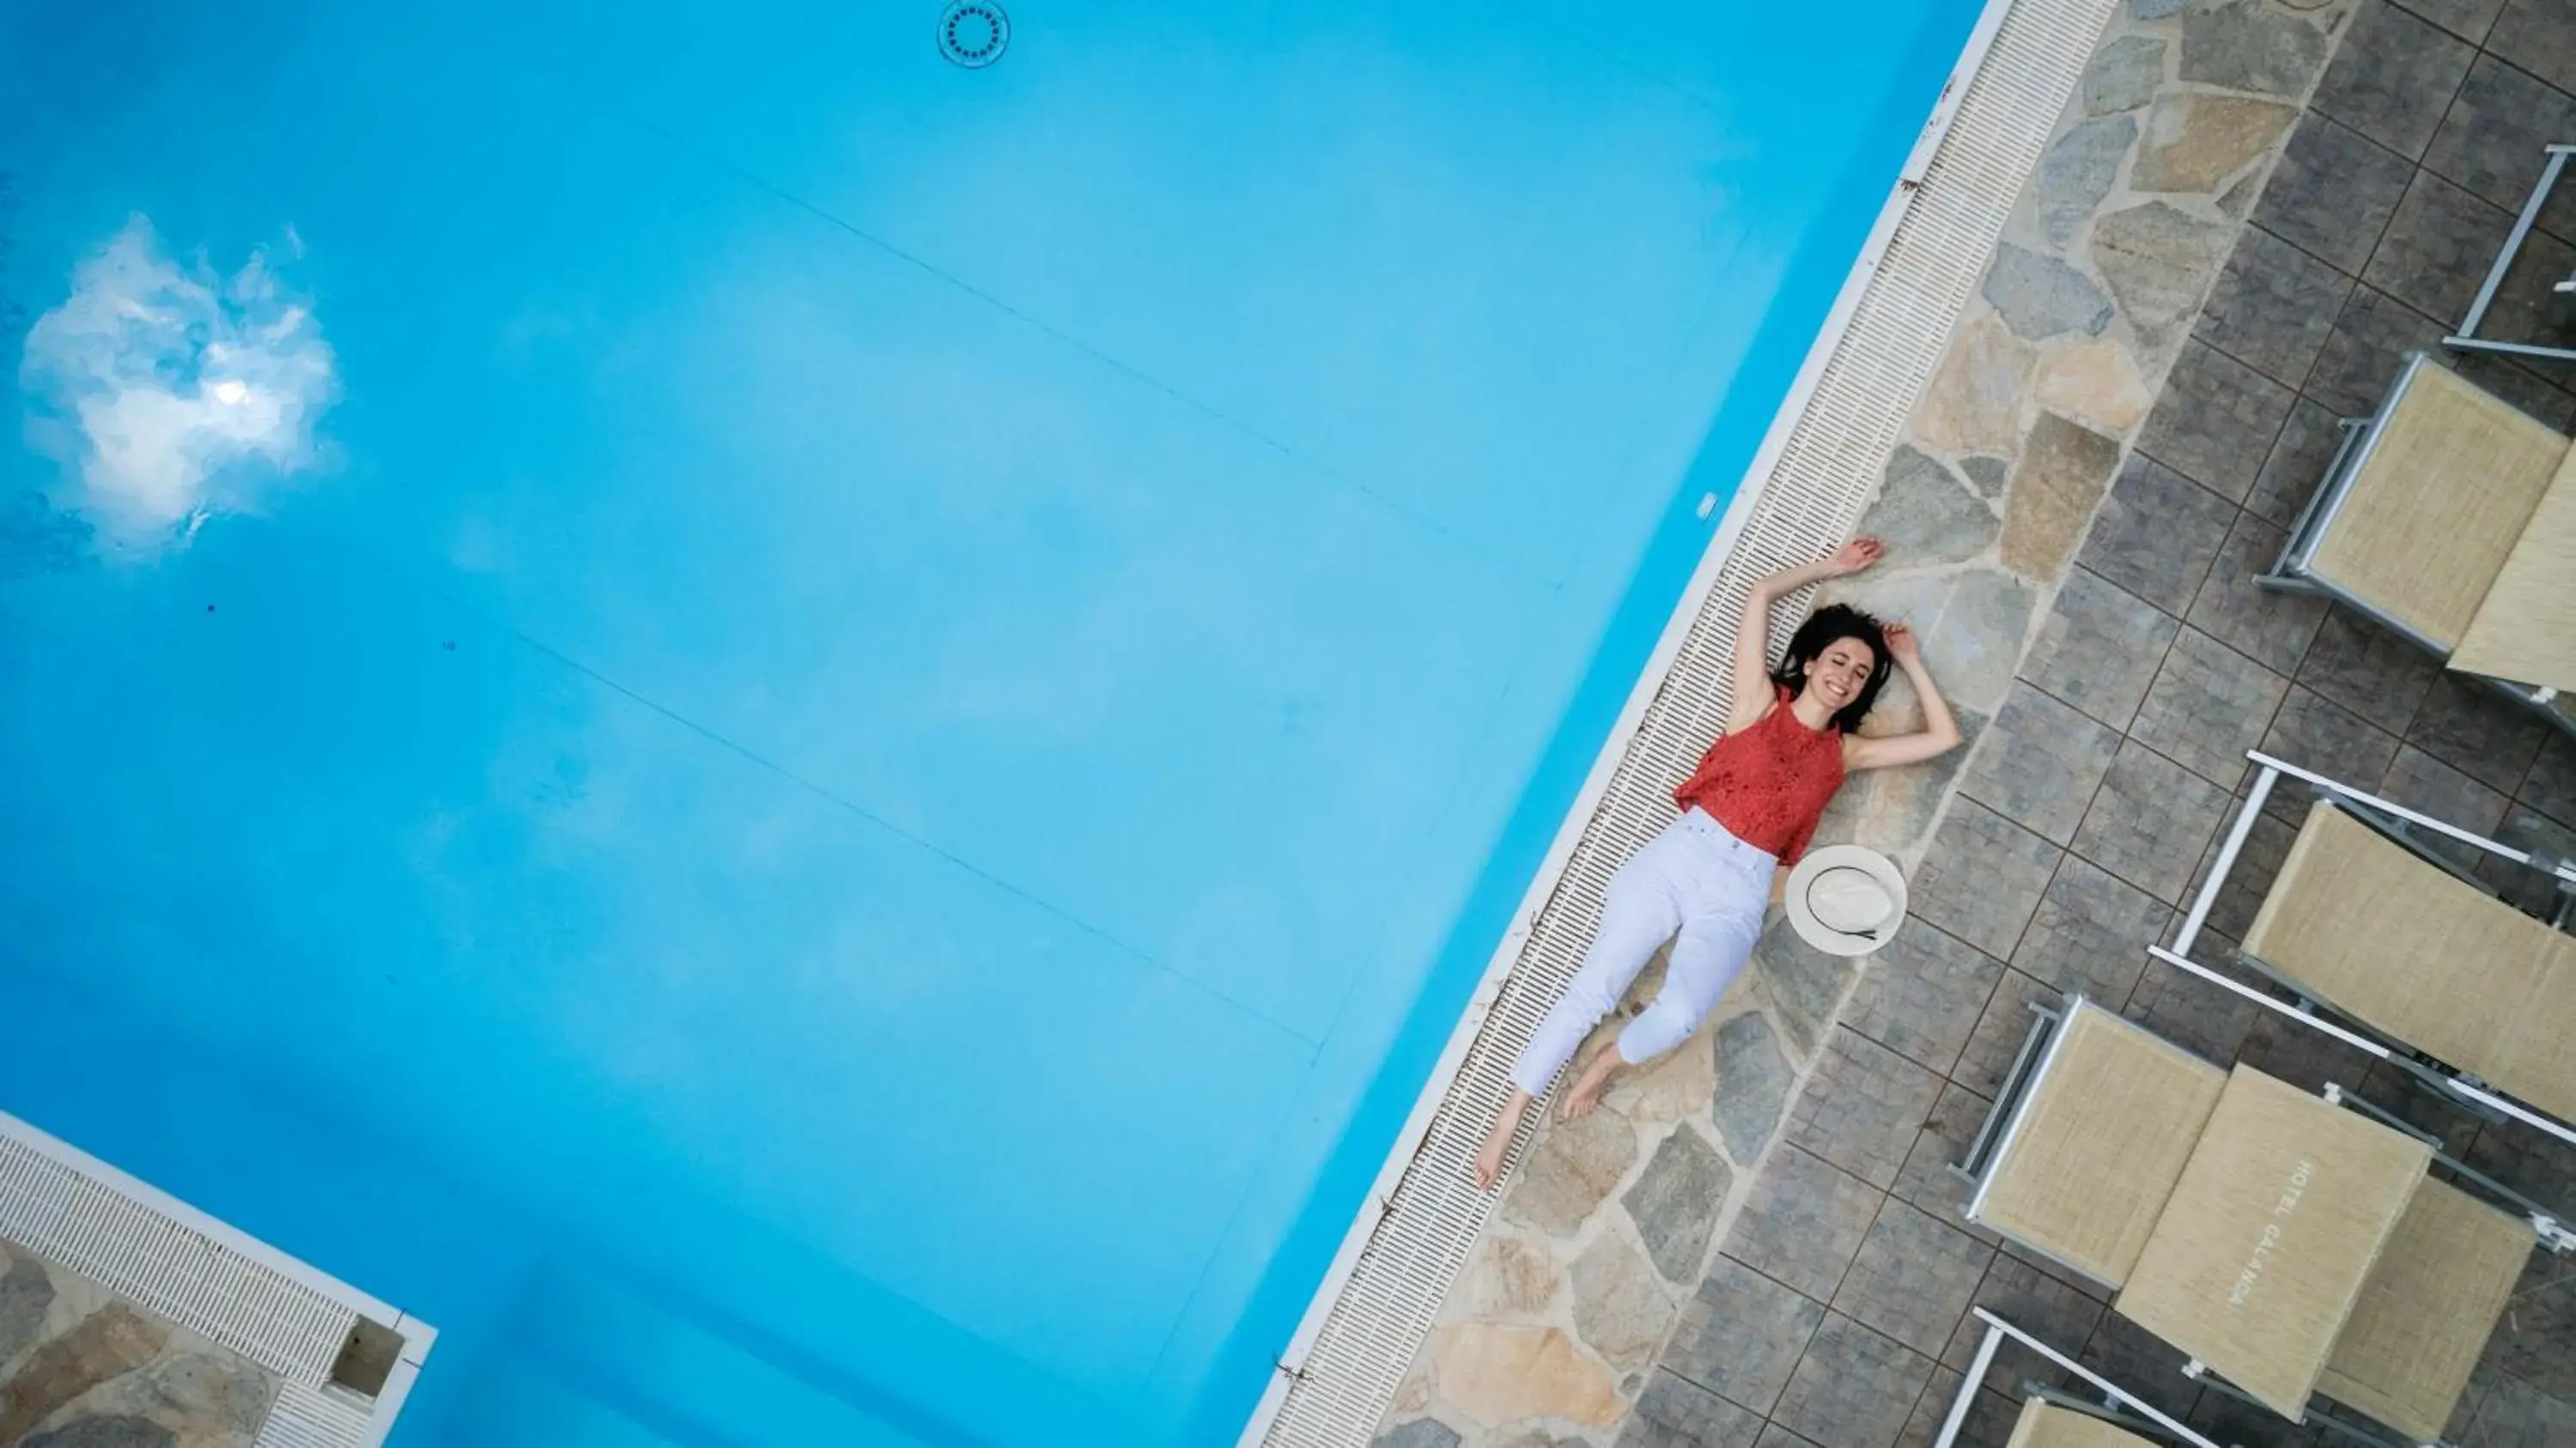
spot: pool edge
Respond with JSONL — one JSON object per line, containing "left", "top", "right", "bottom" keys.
{"left": 1236, "top": 0, "right": 2116, "bottom": 1439}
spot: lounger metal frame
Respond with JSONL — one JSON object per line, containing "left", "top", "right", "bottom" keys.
{"left": 1932, "top": 1310, "right": 2221, "bottom": 1448}
{"left": 2252, "top": 351, "right": 2573, "bottom": 736}
{"left": 2166, "top": 750, "right": 2576, "bottom": 1155}
{"left": 2446, "top": 144, "right": 2576, "bottom": 366}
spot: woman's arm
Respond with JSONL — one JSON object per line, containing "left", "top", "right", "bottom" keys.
{"left": 1844, "top": 622, "right": 1965, "bottom": 771}
{"left": 1728, "top": 538, "right": 1885, "bottom": 733}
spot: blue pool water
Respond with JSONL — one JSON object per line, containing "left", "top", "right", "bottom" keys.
{"left": 0, "top": 2, "right": 1982, "bottom": 1442}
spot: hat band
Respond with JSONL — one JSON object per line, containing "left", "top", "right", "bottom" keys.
{"left": 1803, "top": 864, "right": 1891, "bottom": 941}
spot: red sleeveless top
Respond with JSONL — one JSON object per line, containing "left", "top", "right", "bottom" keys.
{"left": 1673, "top": 685, "right": 1847, "bottom": 865}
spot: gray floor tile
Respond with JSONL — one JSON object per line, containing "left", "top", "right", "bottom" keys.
{"left": 2466, "top": 1114, "right": 2576, "bottom": 1230}
{"left": 2298, "top": 608, "right": 2439, "bottom": 733}
{"left": 2072, "top": 740, "right": 2235, "bottom": 903}
{"left": 1891, "top": 1080, "right": 2002, "bottom": 1233}
{"left": 2020, "top": 570, "right": 2178, "bottom": 733}
{"left": 2233, "top": 1009, "right": 2379, "bottom": 1094}
{"left": 2490, "top": 0, "right": 2576, "bottom": 95}
{"left": 2426, "top": 55, "right": 2576, "bottom": 240}
{"left": 1771, "top": 1313, "right": 1937, "bottom": 1448}
{"left": 2197, "top": 227, "right": 2352, "bottom": 388}
{"left": 1619, "top": 1369, "right": 1765, "bottom": 1448}
{"left": 2184, "top": 1390, "right": 2327, "bottom": 1446}
{"left": 1662, "top": 1255, "right": 1828, "bottom": 1416}
{"left": 2524, "top": 733, "right": 2576, "bottom": 828}
{"left": 2474, "top": 218, "right": 2576, "bottom": 352}
{"left": 2010, "top": 856, "right": 2171, "bottom": 1008}
{"left": 2350, "top": 1056, "right": 2483, "bottom": 1157}
{"left": 1952, "top": 968, "right": 2062, "bottom": 1101}
{"left": 2362, "top": 167, "right": 2517, "bottom": 325}
{"left": 2257, "top": 684, "right": 2403, "bottom": 821}
{"left": 2408, "top": 673, "right": 2549, "bottom": 794}
{"left": 1373, "top": 1416, "right": 1464, "bottom": 1448}
{"left": 1844, "top": 919, "right": 2008, "bottom": 1076}
{"left": 2461, "top": 1369, "right": 2576, "bottom": 1447}
{"left": 2305, "top": 284, "right": 2576, "bottom": 425}
{"left": 2490, "top": 1252, "right": 2576, "bottom": 1396}
{"left": 2185, "top": 509, "right": 2327, "bottom": 675}
{"left": 1713, "top": 1010, "right": 1800, "bottom": 1163}
{"left": 2251, "top": 113, "right": 2416, "bottom": 274}
{"left": 2122, "top": 940, "right": 2258, "bottom": 1064}
{"left": 1786, "top": 1026, "right": 1945, "bottom": 1191}
{"left": 1754, "top": 909, "right": 1861, "bottom": 1059}
{"left": 1899, "top": 1377, "right": 2016, "bottom": 1448}
{"left": 1912, "top": 800, "right": 2065, "bottom": 959}
{"left": 1832, "top": 1199, "right": 1996, "bottom": 1358}
{"left": 1729, "top": 1145, "right": 1887, "bottom": 1302}
{"left": 2129, "top": 630, "right": 2288, "bottom": 790}
{"left": 1940, "top": 1252, "right": 2108, "bottom": 1394}
{"left": 2379, "top": 744, "right": 2512, "bottom": 869}
{"left": 2080, "top": 453, "right": 2239, "bottom": 620}
{"left": 2313, "top": 0, "right": 2477, "bottom": 159}
{"left": 1756, "top": 1426, "right": 1824, "bottom": 1448}
{"left": 2077, "top": 1313, "right": 2203, "bottom": 1421}
{"left": 2396, "top": 0, "right": 2511, "bottom": 40}
{"left": 2482, "top": 805, "right": 2576, "bottom": 917}
{"left": 2134, "top": 342, "right": 2296, "bottom": 505}
{"left": 2244, "top": 398, "right": 2346, "bottom": 531}
{"left": 2183, "top": 792, "right": 2294, "bottom": 942}
{"left": 1960, "top": 682, "right": 2122, "bottom": 846}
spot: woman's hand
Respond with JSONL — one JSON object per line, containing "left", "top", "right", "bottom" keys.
{"left": 1824, "top": 537, "right": 1885, "bottom": 576}
{"left": 1883, "top": 620, "right": 1921, "bottom": 666}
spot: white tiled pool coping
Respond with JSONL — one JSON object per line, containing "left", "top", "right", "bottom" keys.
{"left": 1241, "top": 0, "right": 2117, "bottom": 1439}
{"left": 0, "top": 1107, "right": 435, "bottom": 1448}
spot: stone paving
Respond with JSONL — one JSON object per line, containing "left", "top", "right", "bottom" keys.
{"left": 1372, "top": 0, "right": 2576, "bottom": 1445}
{"left": 0, "top": 1237, "right": 278, "bottom": 1447}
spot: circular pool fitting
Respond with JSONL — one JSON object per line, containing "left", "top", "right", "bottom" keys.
{"left": 938, "top": 2, "right": 1010, "bottom": 67}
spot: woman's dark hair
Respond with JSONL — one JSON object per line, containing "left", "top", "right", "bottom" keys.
{"left": 1769, "top": 604, "right": 1892, "bottom": 733}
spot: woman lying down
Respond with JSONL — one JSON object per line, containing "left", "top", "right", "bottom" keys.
{"left": 1474, "top": 538, "right": 1964, "bottom": 1190}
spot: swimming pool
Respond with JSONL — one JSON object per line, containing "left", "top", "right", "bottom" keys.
{"left": 0, "top": 1, "right": 1984, "bottom": 1442}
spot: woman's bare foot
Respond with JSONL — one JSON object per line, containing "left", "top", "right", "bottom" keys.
{"left": 1556, "top": 1048, "right": 1625, "bottom": 1123}
{"left": 1473, "top": 1092, "right": 1533, "bottom": 1191}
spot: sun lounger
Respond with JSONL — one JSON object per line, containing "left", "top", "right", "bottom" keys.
{"left": 2003, "top": 1402, "right": 2163, "bottom": 1448}
{"left": 1933, "top": 1311, "right": 2222, "bottom": 1448}
{"left": 2243, "top": 801, "right": 2576, "bottom": 1123}
{"left": 2161, "top": 751, "right": 2576, "bottom": 1147}
{"left": 2258, "top": 352, "right": 2576, "bottom": 732}
{"left": 1958, "top": 999, "right": 2538, "bottom": 1442}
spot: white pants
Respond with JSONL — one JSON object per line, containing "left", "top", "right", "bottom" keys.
{"left": 1509, "top": 808, "right": 1775, "bottom": 1097}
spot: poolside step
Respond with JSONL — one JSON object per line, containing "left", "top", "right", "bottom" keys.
{"left": 494, "top": 1269, "right": 944, "bottom": 1448}
{"left": 434, "top": 1358, "right": 699, "bottom": 1448}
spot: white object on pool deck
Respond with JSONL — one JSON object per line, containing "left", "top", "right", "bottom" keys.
{"left": 1784, "top": 843, "right": 1906, "bottom": 957}
{"left": 1243, "top": 0, "right": 2123, "bottom": 1439}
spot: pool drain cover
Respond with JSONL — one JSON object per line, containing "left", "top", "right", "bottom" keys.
{"left": 938, "top": 2, "right": 1010, "bottom": 67}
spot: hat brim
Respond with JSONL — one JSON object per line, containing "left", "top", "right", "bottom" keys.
{"left": 1783, "top": 844, "right": 1908, "bottom": 957}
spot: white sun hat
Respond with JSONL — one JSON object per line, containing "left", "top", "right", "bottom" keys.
{"left": 1784, "top": 844, "right": 1908, "bottom": 957}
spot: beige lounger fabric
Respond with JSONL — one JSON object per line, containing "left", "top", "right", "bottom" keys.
{"left": 2004, "top": 1399, "right": 2160, "bottom": 1448}
{"left": 2493, "top": 934, "right": 2576, "bottom": 1123}
{"left": 2244, "top": 803, "right": 2576, "bottom": 1120}
{"left": 2453, "top": 447, "right": 2576, "bottom": 690}
{"left": 2318, "top": 1179, "right": 2535, "bottom": 1443}
{"left": 2116, "top": 1068, "right": 2430, "bottom": 1420}
{"left": 1976, "top": 1005, "right": 2226, "bottom": 1287}
{"left": 2311, "top": 360, "right": 2564, "bottom": 648}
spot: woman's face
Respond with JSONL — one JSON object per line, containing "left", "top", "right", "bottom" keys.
{"left": 1803, "top": 636, "right": 1877, "bottom": 714}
